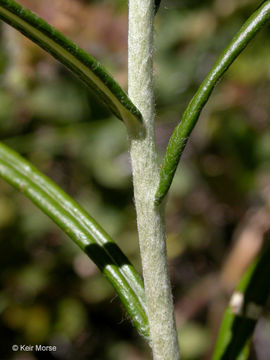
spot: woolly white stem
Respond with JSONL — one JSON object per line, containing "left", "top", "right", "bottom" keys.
{"left": 128, "top": 1, "right": 180, "bottom": 359}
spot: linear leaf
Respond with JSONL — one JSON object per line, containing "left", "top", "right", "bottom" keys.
{"left": 0, "top": 0, "right": 143, "bottom": 132}
{"left": 0, "top": 142, "right": 149, "bottom": 338}
{"left": 155, "top": 1, "right": 270, "bottom": 205}
{"left": 212, "top": 243, "right": 270, "bottom": 360}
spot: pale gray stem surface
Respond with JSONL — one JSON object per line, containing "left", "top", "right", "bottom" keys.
{"left": 128, "top": 0, "right": 180, "bottom": 359}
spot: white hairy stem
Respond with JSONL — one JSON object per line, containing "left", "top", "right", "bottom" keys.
{"left": 128, "top": 1, "right": 180, "bottom": 359}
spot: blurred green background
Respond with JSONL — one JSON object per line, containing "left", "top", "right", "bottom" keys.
{"left": 1, "top": 0, "right": 270, "bottom": 359}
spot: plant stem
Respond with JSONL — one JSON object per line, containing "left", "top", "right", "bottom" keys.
{"left": 128, "top": 1, "right": 180, "bottom": 359}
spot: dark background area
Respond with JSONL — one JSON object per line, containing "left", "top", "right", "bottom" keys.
{"left": 1, "top": 0, "right": 270, "bottom": 359}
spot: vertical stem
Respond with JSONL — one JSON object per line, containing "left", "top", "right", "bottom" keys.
{"left": 128, "top": 1, "right": 180, "bottom": 359}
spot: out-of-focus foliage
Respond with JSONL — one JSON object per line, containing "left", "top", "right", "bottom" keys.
{"left": 1, "top": 0, "right": 270, "bottom": 359}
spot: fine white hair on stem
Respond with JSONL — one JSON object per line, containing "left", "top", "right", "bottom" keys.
{"left": 128, "top": 0, "right": 180, "bottom": 359}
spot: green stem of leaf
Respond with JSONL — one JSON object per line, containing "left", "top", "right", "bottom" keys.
{"left": 155, "top": 0, "right": 270, "bottom": 205}
{"left": 0, "top": 0, "right": 143, "bottom": 132}
{"left": 0, "top": 142, "right": 149, "bottom": 338}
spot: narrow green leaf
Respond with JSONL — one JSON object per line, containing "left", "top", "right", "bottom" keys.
{"left": 0, "top": 142, "right": 149, "bottom": 338}
{"left": 0, "top": 0, "right": 143, "bottom": 132}
{"left": 212, "top": 243, "right": 270, "bottom": 360}
{"left": 155, "top": 0, "right": 270, "bottom": 205}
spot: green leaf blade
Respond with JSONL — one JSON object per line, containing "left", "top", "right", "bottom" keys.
{"left": 0, "top": 142, "right": 149, "bottom": 338}
{"left": 155, "top": 0, "right": 270, "bottom": 206}
{"left": 212, "top": 243, "right": 270, "bottom": 360}
{"left": 0, "top": 0, "right": 143, "bottom": 131}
